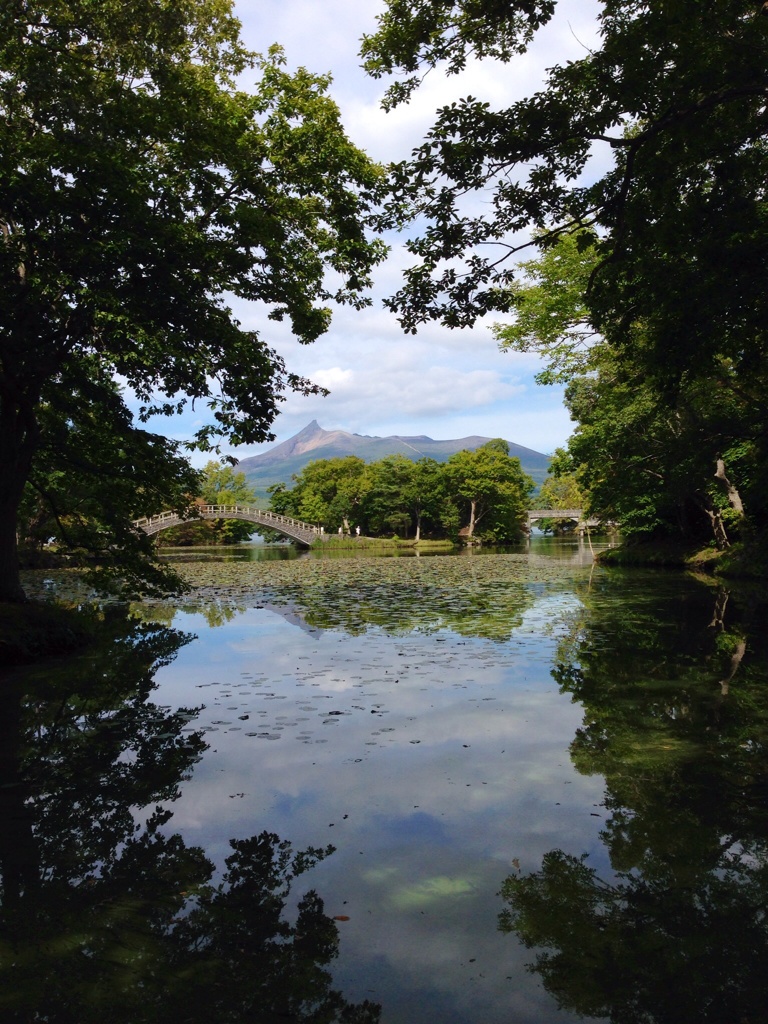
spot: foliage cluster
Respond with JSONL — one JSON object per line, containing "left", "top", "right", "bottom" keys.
{"left": 268, "top": 440, "right": 534, "bottom": 543}
{"left": 0, "top": 0, "right": 385, "bottom": 601}
{"left": 363, "top": 0, "right": 768, "bottom": 552}
{"left": 497, "top": 238, "right": 766, "bottom": 549}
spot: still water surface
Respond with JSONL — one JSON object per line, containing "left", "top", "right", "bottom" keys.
{"left": 6, "top": 539, "right": 768, "bottom": 1022}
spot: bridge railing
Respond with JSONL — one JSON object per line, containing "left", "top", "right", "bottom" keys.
{"left": 133, "top": 505, "right": 322, "bottom": 536}
{"left": 133, "top": 509, "right": 183, "bottom": 530}
{"left": 528, "top": 508, "right": 584, "bottom": 520}
{"left": 194, "top": 505, "right": 322, "bottom": 532}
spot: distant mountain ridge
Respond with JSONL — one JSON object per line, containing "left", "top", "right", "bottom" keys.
{"left": 236, "top": 421, "right": 550, "bottom": 501}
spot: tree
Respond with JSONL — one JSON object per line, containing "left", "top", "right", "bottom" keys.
{"left": 163, "top": 461, "right": 257, "bottom": 545}
{"left": 443, "top": 439, "right": 533, "bottom": 541}
{"left": 363, "top": 455, "right": 448, "bottom": 539}
{"left": 361, "top": 0, "right": 768, "bottom": 546}
{"left": 493, "top": 232, "right": 599, "bottom": 386}
{"left": 363, "top": 0, "right": 767, "bottom": 332}
{"left": 563, "top": 348, "right": 744, "bottom": 545}
{"left": 0, "top": 0, "right": 386, "bottom": 602}
{"left": 497, "top": 232, "right": 754, "bottom": 547}
{"left": 269, "top": 456, "right": 371, "bottom": 533}
{"left": 363, "top": 454, "right": 415, "bottom": 537}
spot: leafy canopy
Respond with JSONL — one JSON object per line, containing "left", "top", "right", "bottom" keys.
{"left": 362, "top": 0, "right": 768, "bottom": 355}
{"left": 1, "top": 0, "right": 385, "bottom": 443}
{"left": 0, "top": 0, "right": 386, "bottom": 599}
{"left": 361, "top": 0, "right": 768, "bottom": 546}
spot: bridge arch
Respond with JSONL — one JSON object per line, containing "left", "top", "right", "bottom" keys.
{"left": 529, "top": 508, "right": 583, "bottom": 523}
{"left": 527, "top": 509, "right": 602, "bottom": 530}
{"left": 133, "top": 505, "right": 323, "bottom": 547}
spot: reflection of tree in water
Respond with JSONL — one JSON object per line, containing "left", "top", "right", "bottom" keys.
{"left": 499, "top": 579, "right": 768, "bottom": 1024}
{"left": 282, "top": 578, "right": 536, "bottom": 640}
{"left": 0, "top": 611, "right": 379, "bottom": 1023}
{"left": 131, "top": 598, "right": 247, "bottom": 629}
{"left": 137, "top": 578, "right": 539, "bottom": 641}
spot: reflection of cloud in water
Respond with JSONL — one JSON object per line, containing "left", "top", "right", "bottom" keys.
{"left": 153, "top": 593, "right": 605, "bottom": 1024}
{"left": 373, "top": 810, "right": 451, "bottom": 846}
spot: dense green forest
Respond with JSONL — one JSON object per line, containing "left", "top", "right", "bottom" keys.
{"left": 268, "top": 441, "right": 534, "bottom": 542}
{"left": 495, "top": 231, "right": 760, "bottom": 555}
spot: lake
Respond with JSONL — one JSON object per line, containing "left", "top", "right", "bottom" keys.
{"left": 6, "top": 539, "right": 768, "bottom": 1023}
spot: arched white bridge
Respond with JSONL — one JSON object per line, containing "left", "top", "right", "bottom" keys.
{"left": 528, "top": 509, "right": 602, "bottom": 529}
{"left": 133, "top": 505, "right": 323, "bottom": 546}
{"left": 133, "top": 505, "right": 604, "bottom": 546}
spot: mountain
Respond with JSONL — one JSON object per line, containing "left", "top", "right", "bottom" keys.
{"left": 236, "top": 421, "right": 551, "bottom": 501}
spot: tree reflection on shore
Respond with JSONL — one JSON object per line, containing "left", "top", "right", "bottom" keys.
{"left": 0, "top": 610, "right": 379, "bottom": 1023}
{"left": 499, "top": 581, "right": 768, "bottom": 1024}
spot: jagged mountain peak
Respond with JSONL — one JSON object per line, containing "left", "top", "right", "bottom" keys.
{"left": 236, "top": 422, "right": 550, "bottom": 500}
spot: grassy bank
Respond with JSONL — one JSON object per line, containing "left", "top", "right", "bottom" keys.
{"left": 598, "top": 538, "right": 768, "bottom": 579}
{"left": 311, "top": 536, "right": 456, "bottom": 551}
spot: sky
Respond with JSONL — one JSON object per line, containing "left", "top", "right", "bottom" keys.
{"left": 142, "top": 0, "right": 601, "bottom": 463}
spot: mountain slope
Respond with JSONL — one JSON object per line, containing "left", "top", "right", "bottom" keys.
{"left": 237, "top": 421, "right": 550, "bottom": 500}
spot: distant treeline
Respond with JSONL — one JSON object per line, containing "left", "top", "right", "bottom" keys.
{"left": 268, "top": 440, "right": 534, "bottom": 543}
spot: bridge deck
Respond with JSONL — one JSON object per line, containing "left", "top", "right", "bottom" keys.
{"left": 528, "top": 509, "right": 602, "bottom": 528}
{"left": 133, "top": 505, "right": 323, "bottom": 546}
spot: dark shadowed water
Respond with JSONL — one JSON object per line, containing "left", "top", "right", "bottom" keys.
{"left": 6, "top": 538, "right": 768, "bottom": 1023}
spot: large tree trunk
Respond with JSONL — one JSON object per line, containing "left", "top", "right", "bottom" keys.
{"left": 693, "top": 491, "right": 730, "bottom": 549}
{"left": 719, "top": 638, "right": 746, "bottom": 697}
{"left": 708, "top": 589, "right": 730, "bottom": 631}
{"left": 0, "top": 498, "right": 27, "bottom": 603}
{"left": 467, "top": 499, "right": 477, "bottom": 538}
{"left": 714, "top": 458, "right": 745, "bottom": 515}
{"left": 0, "top": 395, "right": 39, "bottom": 603}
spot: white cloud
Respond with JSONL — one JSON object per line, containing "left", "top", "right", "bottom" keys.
{"left": 236, "top": 0, "right": 601, "bottom": 164}
{"left": 281, "top": 362, "right": 524, "bottom": 425}
{"left": 311, "top": 366, "right": 355, "bottom": 390}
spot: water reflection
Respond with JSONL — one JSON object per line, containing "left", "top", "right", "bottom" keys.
{"left": 137, "top": 553, "right": 583, "bottom": 640}
{"left": 0, "top": 611, "right": 379, "bottom": 1023}
{"left": 157, "top": 533, "right": 614, "bottom": 568}
{"left": 15, "top": 549, "right": 766, "bottom": 1022}
{"left": 160, "top": 542, "right": 301, "bottom": 562}
{"left": 499, "top": 578, "right": 768, "bottom": 1023}
{"left": 127, "top": 555, "right": 612, "bottom": 1023}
